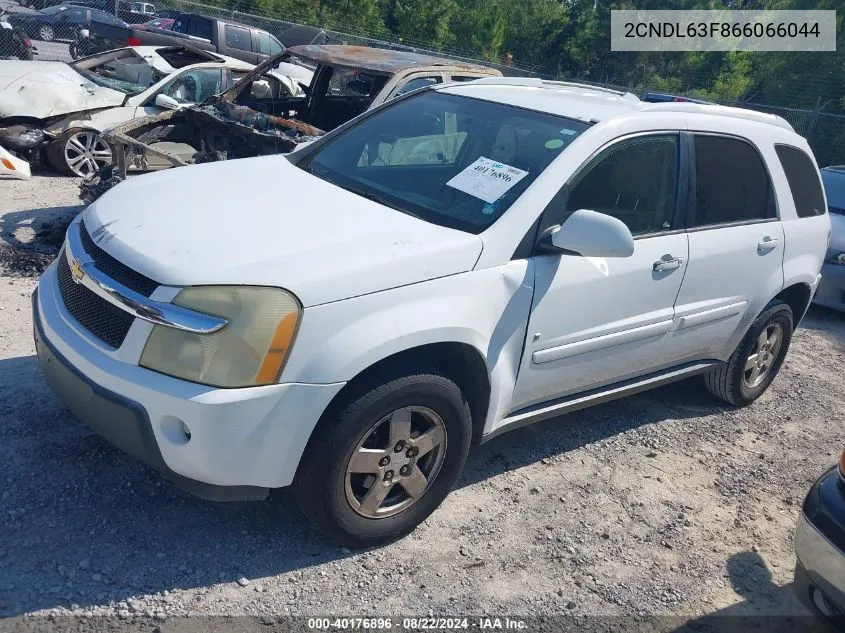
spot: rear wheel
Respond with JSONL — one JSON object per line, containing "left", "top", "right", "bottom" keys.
{"left": 294, "top": 370, "right": 472, "bottom": 547}
{"left": 704, "top": 300, "right": 793, "bottom": 406}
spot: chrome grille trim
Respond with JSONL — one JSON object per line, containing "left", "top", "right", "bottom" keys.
{"left": 64, "top": 220, "right": 228, "bottom": 335}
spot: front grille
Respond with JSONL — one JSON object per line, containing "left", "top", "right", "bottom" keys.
{"left": 56, "top": 250, "right": 135, "bottom": 349}
{"left": 79, "top": 221, "right": 159, "bottom": 297}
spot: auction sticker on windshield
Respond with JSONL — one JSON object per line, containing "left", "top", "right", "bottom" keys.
{"left": 446, "top": 156, "right": 528, "bottom": 204}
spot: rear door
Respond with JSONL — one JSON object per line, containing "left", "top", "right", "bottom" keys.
{"left": 663, "top": 133, "right": 784, "bottom": 365}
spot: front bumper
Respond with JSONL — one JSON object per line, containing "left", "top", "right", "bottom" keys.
{"left": 33, "top": 263, "right": 345, "bottom": 496}
{"left": 813, "top": 263, "right": 845, "bottom": 312}
{"left": 794, "top": 466, "right": 845, "bottom": 623}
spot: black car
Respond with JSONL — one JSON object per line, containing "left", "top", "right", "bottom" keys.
{"left": 9, "top": 4, "right": 126, "bottom": 42}
{"left": 794, "top": 448, "right": 845, "bottom": 629}
{"left": 1, "top": 12, "right": 34, "bottom": 59}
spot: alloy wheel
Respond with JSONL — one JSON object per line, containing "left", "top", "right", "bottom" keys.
{"left": 38, "top": 24, "right": 54, "bottom": 41}
{"left": 344, "top": 406, "right": 447, "bottom": 519}
{"left": 743, "top": 323, "right": 783, "bottom": 389}
{"left": 63, "top": 131, "right": 111, "bottom": 178}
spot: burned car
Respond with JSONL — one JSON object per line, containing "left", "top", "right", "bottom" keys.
{"left": 0, "top": 45, "right": 309, "bottom": 177}
{"left": 81, "top": 45, "right": 501, "bottom": 202}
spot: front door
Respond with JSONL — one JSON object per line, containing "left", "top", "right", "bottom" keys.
{"left": 510, "top": 133, "right": 689, "bottom": 410}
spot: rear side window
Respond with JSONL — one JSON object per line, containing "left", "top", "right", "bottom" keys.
{"left": 775, "top": 144, "right": 826, "bottom": 217}
{"left": 224, "top": 25, "right": 252, "bottom": 51}
{"left": 186, "top": 17, "right": 212, "bottom": 40}
{"left": 691, "top": 135, "right": 775, "bottom": 227}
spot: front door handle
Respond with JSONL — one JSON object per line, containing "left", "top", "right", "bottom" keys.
{"left": 758, "top": 236, "right": 779, "bottom": 252}
{"left": 653, "top": 255, "right": 684, "bottom": 272}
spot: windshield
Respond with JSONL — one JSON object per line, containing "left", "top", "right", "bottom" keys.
{"left": 298, "top": 91, "right": 589, "bottom": 233}
{"left": 822, "top": 169, "right": 845, "bottom": 213}
{"left": 72, "top": 50, "right": 164, "bottom": 95}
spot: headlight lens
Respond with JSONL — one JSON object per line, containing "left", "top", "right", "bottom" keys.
{"left": 830, "top": 252, "right": 845, "bottom": 265}
{"left": 140, "top": 286, "right": 301, "bottom": 388}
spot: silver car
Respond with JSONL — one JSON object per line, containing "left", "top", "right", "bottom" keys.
{"left": 815, "top": 167, "right": 845, "bottom": 311}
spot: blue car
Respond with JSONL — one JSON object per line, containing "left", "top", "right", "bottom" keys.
{"left": 814, "top": 166, "right": 845, "bottom": 311}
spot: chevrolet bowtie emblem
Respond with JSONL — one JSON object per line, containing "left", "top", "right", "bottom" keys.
{"left": 69, "top": 257, "right": 85, "bottom": 284}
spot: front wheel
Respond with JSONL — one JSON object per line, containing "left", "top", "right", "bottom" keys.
{"left": 37, "top": 24, "right": 54, "bottom": 42}
{"left": 704, "top": 300, "right": 794, "bottom": 406}
{"left": 46, "top": 128, "right": 112, "bottom": 177}
{"left": 294, "top": 371, "right": 472, "bottom": 547}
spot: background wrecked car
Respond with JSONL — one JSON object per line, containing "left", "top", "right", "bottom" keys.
{"left": 0, "top": 44, "right": 299, "bottom": 177}
{"left": 81, "top": 45, "right": 501, "bottom": 202}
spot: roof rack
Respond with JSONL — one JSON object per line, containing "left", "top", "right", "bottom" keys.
{"left": 463, "top": 76, "right": 640, "bottom": 100}
{"left": 641, "top": 102, "right": 795, "bottom": 131}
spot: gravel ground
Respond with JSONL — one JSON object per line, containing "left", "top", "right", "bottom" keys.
{"left": 0, "top": 173, "right": 844, "bottom": 631}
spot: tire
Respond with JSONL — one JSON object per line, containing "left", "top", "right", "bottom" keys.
{"left": 704, "top": 300, "right": 794, "bottom": 406}
{"left": 294, "top": 370, "right": 472, "bottom": 547}
{"left": 37, "top": 24, "right": 54, "bottom": 42}
{"left": 46, "top": 128, "right": 112, "bottom": 178}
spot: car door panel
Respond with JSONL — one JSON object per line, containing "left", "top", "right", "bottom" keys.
{"left": 510, "top": 132, "right": 688, "bottom": 410}
{"left": 662, "top": 133, "right": 785, "bottom": 365}
{"left": 511, "top": 233, "right": 688, "bottom": 410}
{"left": 665, "top": 223, "right": 784, "bottom": 363}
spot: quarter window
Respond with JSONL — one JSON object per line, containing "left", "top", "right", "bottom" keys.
{"left": 775, "top": 144, "right": 826, "bottom": 218}
{"left": 566, "top": 134, "right": 679, "bottom": 235}
{"left": 692, "top": 135, "right": 775, "bottom": 227}
{"left": 392, "top": 76, "right": 441, "bottom": 99}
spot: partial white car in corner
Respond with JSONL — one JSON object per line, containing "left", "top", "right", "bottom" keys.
{"left": 0, "top": 45, "right": 310, "bottom": 177}
{"left": 33, "top": 78, "right": 830, "bottom": 545}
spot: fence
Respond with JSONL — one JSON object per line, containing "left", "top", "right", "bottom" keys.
{"left": 1, "top": 0, "right": 844, "bottom": 165}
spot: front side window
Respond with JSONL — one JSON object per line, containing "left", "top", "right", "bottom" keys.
{"left": 161, "top": 68, "right": 223, "bottom": 104}
{"left": 692, "top": 135, "right": 775, "bottom": 227}
{"left": 566, "top": 134, "right": 679, "bottom": 235}
{"left": 775, "top": 144, "right": 826, "bottom": 218}
{"left": 256, "top": 32, "right": 282, "bottom": 55}
{"left": 298, "top": 91, "right": 589, "bottom": 233}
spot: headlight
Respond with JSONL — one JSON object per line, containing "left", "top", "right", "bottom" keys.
{"left": 140, "top": 286, "right": 301, "bottom": 388}
{"left": 0, "top": 125, "right": 44, "bottom": 149}
{"left": 829, "top": 252, "right": 845, "bottom": 266}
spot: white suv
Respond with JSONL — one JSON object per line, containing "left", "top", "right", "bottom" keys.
{"left": 33, "top": 78, "right": 831, "bottom": 545}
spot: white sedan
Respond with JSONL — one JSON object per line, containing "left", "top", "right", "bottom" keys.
{"left": 0, "top": 45, "right": 311, "bottom": 177}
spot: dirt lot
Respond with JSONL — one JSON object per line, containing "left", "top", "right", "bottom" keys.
{"left": 0, "top": 173, "right": 844, "bottom": 631}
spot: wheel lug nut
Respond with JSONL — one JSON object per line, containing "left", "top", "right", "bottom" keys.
{"left": 379, "top": 456, "right": 390, "bottom": 467}
{"left": 406, "top": 447, "right": 418, "bottom": 458}
{"left": 394, "top": 441, "right": 405, "bottom": 452}
{"left": 400, "top": 465, "right": 411, "bottom": 476}
{"left": 383, "top": 470, "right": 394, "bottom": 481}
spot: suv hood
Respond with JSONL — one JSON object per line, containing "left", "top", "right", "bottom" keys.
{"left": 0, "top": 61, "right": 125, "bottom": 119}
{"left": 83, "top": 155, "right": 483, "bottom": 307}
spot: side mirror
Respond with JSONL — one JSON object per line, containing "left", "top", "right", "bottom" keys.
{"left": 154, "top": 93, "right": 181, "bottom": 110}
{"left": 548, "top": 209, "right": 635, "bottom": 257}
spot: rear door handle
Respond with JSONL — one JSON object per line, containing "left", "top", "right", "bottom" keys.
{"left": 653, "top": 255, "right": 684, "bottom": 272}
{"left": 757, "top": 236, "right": 779, "bottom": 252}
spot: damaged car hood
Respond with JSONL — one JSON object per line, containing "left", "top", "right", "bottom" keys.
{"left": 0, "top": 61, "right": 126, "bottom": 119}
{"left": 83, "top": 155, "right": 483, "bottom": 307}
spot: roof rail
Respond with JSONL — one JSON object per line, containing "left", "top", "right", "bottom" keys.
{"left": 464, "top": 76, "right": 640, "bottom": 100}
{"left": 641, "top": 102, "right": 795, "bottom": 132}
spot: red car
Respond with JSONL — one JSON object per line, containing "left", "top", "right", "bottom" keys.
{"left": 134, "top": 17, "right": 173, "bottom": 30}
